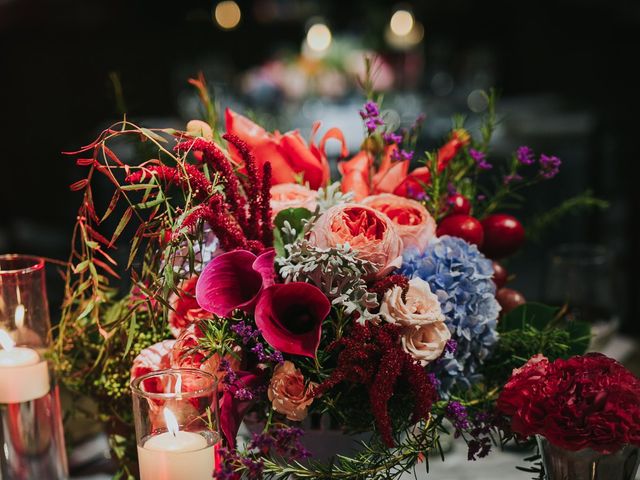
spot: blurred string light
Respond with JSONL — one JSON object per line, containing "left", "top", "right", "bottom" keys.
{"left": 302, "top": 20, "right": 332, "bottom": 58}
{"left": 214, "top": 1, "right": 241, "bottom": 30}
{"left": 385, "top": 6, "right": 424, "bottom": 50}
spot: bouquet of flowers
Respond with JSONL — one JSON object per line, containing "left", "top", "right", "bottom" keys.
{"left": 55, "top": 74, "right": 601, "bottom": 479}
{"left": 498, "top": 353, "right": 640, "bottom": 454}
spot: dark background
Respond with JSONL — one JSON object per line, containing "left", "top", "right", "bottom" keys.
{"left": 1, "top": 0, "right": 638, "bottom": 336}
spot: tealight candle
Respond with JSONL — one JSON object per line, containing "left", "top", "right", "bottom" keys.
{"left": 137, "top": 407, "right": 215, "bottom": 480}
{"left": 0, "top": 328, "right": 50, "bottom": 403}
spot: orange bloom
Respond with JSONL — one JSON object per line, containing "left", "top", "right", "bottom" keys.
{"left": 338, "top": 145, "right": 409, "bottom": 201}
{"left": 225, "top": 108, "right": 347, "bottom": 190}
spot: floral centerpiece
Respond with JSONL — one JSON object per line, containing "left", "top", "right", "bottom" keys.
{"left": 55, "top": 73, "right": 603, "bottom": 479}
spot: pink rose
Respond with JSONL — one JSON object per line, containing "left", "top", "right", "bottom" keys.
{"left": 308, "top": 203, "right": 403, "bottom": 276}
{"left": 362, "top": 194, "right": 436, "bottom": 253}
{"left": 270, "top": 183, "right": 317, "bottom": 217}
{"left": 400, "top": 322, "right": 451, "bottom": 366}
{"left": 130, "top": 340, "right": 176, "bottom": 392}
{"left": 379, "top": 277, "right": 444, "bottom": 328}
{"left": 267, "top": 361, "right": 317, "bottom": 421}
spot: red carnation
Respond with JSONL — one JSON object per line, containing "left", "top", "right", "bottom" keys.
{"left": 497, "top": 353, "right": 640, "bottom": 453}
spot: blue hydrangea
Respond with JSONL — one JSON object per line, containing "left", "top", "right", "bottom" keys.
{"left": 400, "top": 235, "right": 500, "bottom": 394}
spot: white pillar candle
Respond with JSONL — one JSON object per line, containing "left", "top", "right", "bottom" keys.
{"left": 0, "top": 329, "right": 50, "bottom": 403}
{"left": 137, "top": 408, "right": 215, "bottom": 480}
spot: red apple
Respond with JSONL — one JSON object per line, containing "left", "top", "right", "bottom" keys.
{"left": 436, "top": 214, "right": 484, "bottom": 247}
{"left": 480, "top": 214, "right": 525, "bottom": 259}
{"left": 496, "top": 288, "right": 526, "bottom": 315}
{"left": 492, "top": 261, "right": 508, "bottom": 289}
{"left": 448, "top": 194, "right": 471, "bottom": 215}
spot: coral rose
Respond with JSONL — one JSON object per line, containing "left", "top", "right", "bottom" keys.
{"left": 362, "top": 193, "right": 436, "bottom": 253}
{"left": 168, "top": 276, "right": 211, "bottom": 338}
{"left": 267, "top": 361, "right": 317, "bottom": 421}
{"left": 270, "top": 183, "right": 318, "bottom": 217}
{"left": 379, "top": 277, "right": 444, "bottom": 328}
{"left": 308, "top": 203, "right": 403, "bottom": 276}
{"left": 401, "top": 322, "right": 451, "bottom": 366}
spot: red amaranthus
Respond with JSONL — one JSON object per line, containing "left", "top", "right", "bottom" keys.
{"left": 315, "top": 323, "right": 438, "bottom": 447}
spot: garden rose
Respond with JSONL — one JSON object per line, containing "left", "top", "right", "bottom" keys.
{"left": 268, "top": 361, "right": 317, "bottom": 421}
{"left": 401, "top": 322, "right": 451, "bottom": 366}
{"left": 362, "top": 194, "right": 436, "bottom": 252}
{"left": 270, "top": 183, "right": 317, "bottom": 217}
{"left": 130, "top": 340, "right": 176, "bottom": 393}
{"left": 308, "top": 203, "right": 403, "bottom": 276}
{"left": 380, "top": 277, "right": 444, "bottom": 328}
{"left": 168, "top": 276, "right": 211, "bottom": 337}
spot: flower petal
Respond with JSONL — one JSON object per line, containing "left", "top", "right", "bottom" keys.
{"left": 252, "top": 248, "right": 276, "bottom": 288}
{"left": 255, "top": 283, "right": 331, "bottom": 358}
{"left": 196, "top": 250, "right": 263, "bottom": 317}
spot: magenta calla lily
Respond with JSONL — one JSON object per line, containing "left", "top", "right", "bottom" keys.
{"left": 196, "top": 249, "right": 276, "bottom": 317}
{"left": 219, "top": 371, "right": 263, "bottom": 447}
{"left": 255, "top": 282, "right": 331, "bottom": 358}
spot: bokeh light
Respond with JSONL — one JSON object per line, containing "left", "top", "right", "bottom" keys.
{"left": 306, "top": 23, "right": 332, "bottom": 52}
{"left": 390, "top": 9, "right": 414, "bottom": 37}
{"left": 214, "top": 1, "right": 241, "bottom": 30}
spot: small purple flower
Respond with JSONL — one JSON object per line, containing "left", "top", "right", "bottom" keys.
{"left": 218, "top": 359, "right": 238, "bottom": 385}
{"left": 231, "top": 320, "right": 260, "bottom": 344}
{"left": 241, "top": 457, "right": 264, "bottom": 479}
{"left": 476, "top": 194, "right": 486, "bottom": 202}
{"left": 539, "top": 153, "right": 561, "bottom": 179}
{"left": 447, "top": 182, "right": 457, "bottom": 196}
{"left": 360, "top": 101, "right": 384, "bottom": 133}
{"left": 503, "top": 173, "right": 523, "bottom": 185}
{"left": 391, "top": 148, "right": 414, "bottom": 162}
{"left": 382, "top": 131, "right": 404, "bottom": 145}
{"left": 445, "top": 339, "right": 458, "bottom": 354}
{"left": 470, "top": 148, "right": 492, "bottom": 170}
{"left": 516, "top": 146, "right": 535, "bottom": 165}
{"left": 427, "top": 372, "right": 441, "bottom": 390}
{"left": 446, "top": 401, "right": 470, "bottom": 430}
{"left": 233, "top": 387, "right": 254, "bottom": 401}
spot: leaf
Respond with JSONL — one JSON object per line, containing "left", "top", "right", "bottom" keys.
{"left": 101, "top": 189, "right": 121, "bottom": 223}
{"left": 140, "top": 127, "right": 168, "bottom": 143}
{"left": 274, "top": 208, "right": 313, "bottom": 234}
{"left": 564, "top": 320, "right": 592, "bottom": 356}
{"left": 109, "top": 207, "right": 133, "bottom": 247}
{"left": 70, "top": 179, "right": 89, "bottom": 191}
{"left": 273, "top": 228, "right": 285, "bottom": 257}
{"left": 134, "top": 191, "right": 166, "bottom": 210}
{"left": 500, "top": 302, "right": 560, "bottom": 332}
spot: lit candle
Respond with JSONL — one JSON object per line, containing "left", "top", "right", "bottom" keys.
{"left": 137, "top": 407, "right": 215, "bottom": 480}
{"left": 0, "top": 328, "right": 50, "bottom": 403}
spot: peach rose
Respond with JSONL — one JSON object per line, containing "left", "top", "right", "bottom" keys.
{"left": 267, "top": 361, "right": 317, "bottom": 421}
{"left": 362, "top": 194, "right": 436, "bottom": 253}
{"left": 270, "top": 183, "right": 318, "bottom": 217}
{"left": 401, "top": 322, "right": 451, "bottom": 366}
{"left": 307, "top": 203, "right": 403, "bottom": 276}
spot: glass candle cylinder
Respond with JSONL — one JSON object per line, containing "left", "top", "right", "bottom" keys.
{"left": 131, "top": 368, "right": 220, "bottom": 480}
{"left": 0, "top": 254, "right": 69, "bottom": 480}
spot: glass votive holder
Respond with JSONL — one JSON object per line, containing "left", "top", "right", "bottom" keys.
{"left": 0, "top": 254, "right": 68, "bottom": 479}
{"left": 131, "top": 368, "right": 220, "bottom": 480}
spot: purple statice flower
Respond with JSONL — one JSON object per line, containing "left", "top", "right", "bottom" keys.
{"left": 467, "top": 437, "right": 492, "bottom": 461}
{"left": 359, "top": 101, "right": 384, "bottom": 133}
{"left": 391, "top": 148, "right": 414, "bottom": 162}
{"left": 241, "top": 457, "right": 264, "bottom": 479}
{"left": 503, "top": 173, "right": 523, "bottom": 185}
{"left": 445, "top": 339, "right": 458, "bottom": 354}
{"left": 272, "top": 427, "right": 311, "bottom": 459}
{"left": 539, "top": 153, "right": 561, "bottom": 179}
{"left": 446, "top": 401, "right": 470, "bottom": 430}
{"left": 470, "top": 148, "right": 492, "bottom": 170}
{"left": 231, "top": 321, "right": 260, "bottom": 344}
{"left": 218, "top": 359, "right": 238, "bottom": 385}
{"left": 516, "top": 146, "right": 535, "bottom": 165}
{"left": 233, "top": 387, "right": 254, "bottom": 401}
{"left": 216, "top": 447, "right": 241, "bottom": 480}
{"left": 249, "top": 432, "right": 275, "bottom": 453}
{"left": 447, "top": 182, "right": 458, "bottom": 196}
{"left": 382, "top": 131, "right": 404, "bottom": 145}
{"left": 427, "top": 372, "right": 441, "bottom": 391}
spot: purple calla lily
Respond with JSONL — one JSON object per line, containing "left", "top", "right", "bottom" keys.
{"left": 255, "top": 282, "right": 331, "bottom": 358}
{"left": 196, "top": 249, "right": 275, "bottom": 317}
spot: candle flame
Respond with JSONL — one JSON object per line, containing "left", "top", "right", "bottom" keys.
{"left": 0, "top": 329, "right": 16, "bottom": 351}
{"left": 15, "top": 305, "right": 25, "bottom": 329}
{"left": 163, "top": 407, "right": 180, "bottom": 437}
